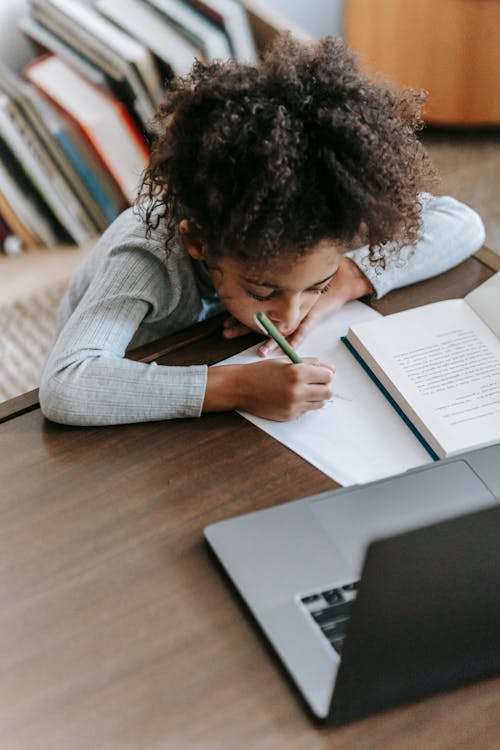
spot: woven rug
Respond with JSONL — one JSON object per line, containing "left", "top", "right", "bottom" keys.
{"left": 0, "top": 279, "right": 67, "bottom": 403}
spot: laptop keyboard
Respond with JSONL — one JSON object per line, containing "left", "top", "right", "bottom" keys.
{"left": 300, "top": 581, "right": 359, "bottom": 655}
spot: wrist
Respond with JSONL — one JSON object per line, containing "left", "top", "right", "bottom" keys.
{"left": 338, "top": 256, "right": 374, "bottom": 301}
{"left": 203, "top": 364, "right": 245, "bottom": 413}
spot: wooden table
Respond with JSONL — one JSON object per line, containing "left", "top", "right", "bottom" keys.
{"left": 1, "top": 255, "right": 499, "bottom": 750}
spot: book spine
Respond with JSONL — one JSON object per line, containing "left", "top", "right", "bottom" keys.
{"left": 54, "top": 129, "right": 121, "bottom": 224}
{"left": 0, "top": 180, "right": 42, "bottom": 251}
{"left": 0, "top": 98, "right": 96, "bottom": 244}
{"left": 0, "top": 213, "right": 24, "bottom": 255}
{"left": 341, "top": 336, "right": 440, "bottom": 461}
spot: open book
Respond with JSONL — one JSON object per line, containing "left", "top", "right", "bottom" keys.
{"left": 219, "top": 301, "right": 432, "bottom": 486}
{"left": 218, "top": 273, "right": 499, "bottom": 486}
{"left": 343, "top": 272, "right": 500, "bottom": 459}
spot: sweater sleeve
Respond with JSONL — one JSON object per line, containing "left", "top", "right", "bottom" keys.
{"left": 39, "top": 242, "right": 208, "bottom": 426}
{"left": 345, "top": 195, "right": 486, "bottom": 299}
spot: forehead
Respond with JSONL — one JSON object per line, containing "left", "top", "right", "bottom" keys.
{"left": 241, "top": 241, "right": 342, "bottom": 285}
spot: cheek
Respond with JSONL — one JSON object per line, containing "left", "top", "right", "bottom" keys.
{"left": 235, "top": 299, "right": 262, "bottom": 325}
{"left": 219, "top": 291, "right": 260, "bottom": 327}
{"left": 302, "top": 294, "right": 319, "bottom": 312}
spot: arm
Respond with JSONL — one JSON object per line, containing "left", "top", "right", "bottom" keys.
{"left": 346, "top": 194, "right": 486, "bottom": 298}
{"left": 39, "top": 243, "right": 210, "bottom": 426}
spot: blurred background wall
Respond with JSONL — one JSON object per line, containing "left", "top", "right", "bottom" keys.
{"left": 264, "top": 0, "right": 344, "bottom": 39}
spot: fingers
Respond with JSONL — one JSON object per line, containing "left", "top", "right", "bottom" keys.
{"left": 305, "top": 399, "right": 330, "bottom": 411}
{"left": 293, "top": 385, "right": 334, "bottom": 418}
{"left": 257, "top": 353, "right": 335, "bottom": 385}
{"left": 287, "top": 313, "right": 316, "bottom": 350}
{"left": 240, "top": 358, "right": 335, "bottom": 421}
{"left": 257, "top": 338, "right": 278, "bottom": 357}
{"left": 292, "top": 361, "right": 335, "bottom": 405}
{"left": 306, "top": 383, "right": 334, "bottom": 401}
{"left": 222, "top": 316, "right": 253, "bottom": 339}
{"left": 302, "top": 364, "right": 335, "bottom": 407}
{"left": 302, "top": 358, "right": 336, "bottom": 379}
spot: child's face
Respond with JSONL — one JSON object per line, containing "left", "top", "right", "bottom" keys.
{"left": 204, "top": 241, "right": 341, "bottom": 335}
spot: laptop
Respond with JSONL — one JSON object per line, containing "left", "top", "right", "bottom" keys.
{"left": 204, "top": 444, "right": 500, "bottom": 725}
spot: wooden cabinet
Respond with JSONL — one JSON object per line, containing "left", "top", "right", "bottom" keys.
{"left": 344, "top": 0, "right": 500, "bottom": 125}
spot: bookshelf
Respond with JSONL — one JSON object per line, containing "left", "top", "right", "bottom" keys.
{"left": 0, "top": 1, "right": 311, "bottom": 265}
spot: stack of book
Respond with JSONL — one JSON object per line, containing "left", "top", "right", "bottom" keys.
{"left": 0, "top": 0, "right": 257, "bottom": 254}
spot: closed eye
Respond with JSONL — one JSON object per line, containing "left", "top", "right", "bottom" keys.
{"left": 248, "top": 283, "right": 331, "bottom": 300}
{"left": 246, "top": 290, "right": 277, "bottom": 301}
{"left": 309, "top": 283, "right": 331, "bottom": 295}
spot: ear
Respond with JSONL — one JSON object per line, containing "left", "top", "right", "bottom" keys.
{"left": 179, "top": 219, "right": 207, "bottom": 261}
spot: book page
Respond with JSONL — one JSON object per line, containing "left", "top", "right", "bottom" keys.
{"left": 348, "top": 299, "right": 500, "bottom": 457}
{"left": 218, "top": 301, "right": 431, "bottom": 486}
{"left": 465, "top": 271, "right": 500, "bottom": 338}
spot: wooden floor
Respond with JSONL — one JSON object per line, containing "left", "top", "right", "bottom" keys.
{"left": 0, "top": 242, "right": 94, "bottom": 304}
{"left": 422, "top": 126, "right": 500, "bottom": 254}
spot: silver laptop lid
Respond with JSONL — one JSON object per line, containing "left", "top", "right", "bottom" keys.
{"left": 329, "top": 504, "right": 500, "bottom": 725}
{"left": 205, "top": 444, "right": 500, "bottom": 719}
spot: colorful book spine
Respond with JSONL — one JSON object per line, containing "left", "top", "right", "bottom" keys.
{"left": 54, "top": 128, "right": 122, "bottom": 224}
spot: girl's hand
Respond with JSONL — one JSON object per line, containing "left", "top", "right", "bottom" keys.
{"left": 203, "top": 358, "right": 335, "bottom": 421}
{"left": 259, "top": 257, "right": 374, "bottom": 357}
{"left": 222, "top": 315, "right": 253, "bottom": 340}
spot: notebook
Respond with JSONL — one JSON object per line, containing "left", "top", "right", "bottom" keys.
{"left": 205, "top": 443, "right": 500, "bottom": 724}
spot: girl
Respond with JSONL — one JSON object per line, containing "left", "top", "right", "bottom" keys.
{"left": 39, "top": 35, "right": 485, "bottom": 426}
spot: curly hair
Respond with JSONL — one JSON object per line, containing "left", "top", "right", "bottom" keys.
{"left": 138, "top": 34, "right": 435, "bottom": 268}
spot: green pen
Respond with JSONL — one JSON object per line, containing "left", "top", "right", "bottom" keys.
{"left": 254, "top": 311, "right": 303, "bottom": 364}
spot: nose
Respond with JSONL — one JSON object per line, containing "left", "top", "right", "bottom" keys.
{"left": 268, "top": 295, "right": 302, "bottom": 333}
